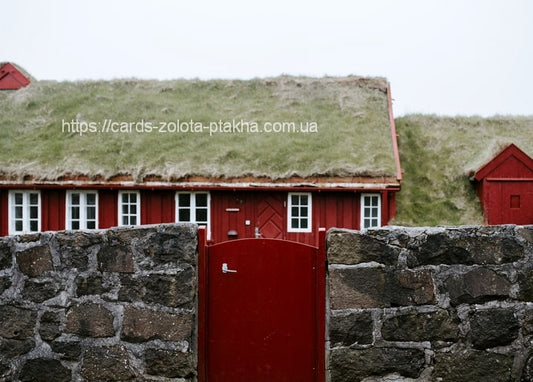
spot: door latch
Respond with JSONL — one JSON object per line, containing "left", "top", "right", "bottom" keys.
{"left": 222, "top": 263, "right": 237, "bottom": 274}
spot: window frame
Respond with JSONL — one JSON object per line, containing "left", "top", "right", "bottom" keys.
{"left": 118, "top": 191, "right": 141, "bottom": 226}
{"left": 360, "top": 193, "right": 381, "bottom": 229}
{"left": 175, "top": 191, "right": 211, "bottom": 238}
{"left": 287, "top": 192, "right": 312, "bottom": 233}
{"left": 66, "top": 190, "right": 99, "bottom": 230}
{"left": 8, "top": 190, "right": 41, "bottom": 235}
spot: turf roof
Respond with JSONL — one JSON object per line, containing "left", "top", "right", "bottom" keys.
{"left": 393, "top": 114, "right": 533, "bottom": 226}
{"left": 0, "top": 76, "right": 397, "bottom": 182}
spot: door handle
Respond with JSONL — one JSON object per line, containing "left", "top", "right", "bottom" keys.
{"left": 222, "top": 263, "right": 237, "bottom": 274}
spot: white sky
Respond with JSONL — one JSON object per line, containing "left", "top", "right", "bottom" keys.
{"left": 2, "top": 0, "right": 532, "bottom": 116}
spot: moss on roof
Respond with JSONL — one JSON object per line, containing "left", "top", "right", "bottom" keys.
{"left": 0, "top": 76, "right": 396, "bottom": 182}
{"left": 393, "top": 114, "right": 533, "bottom": 226}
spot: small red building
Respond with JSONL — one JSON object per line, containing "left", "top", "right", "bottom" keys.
{"left": 0, "top": 76, "right": 402, "bottom": 244}
{"left": 0, "top": 63, "right": 30, "bottom": 90}
{"left": 472, "top": 143, "right": 533, "bottom": 225}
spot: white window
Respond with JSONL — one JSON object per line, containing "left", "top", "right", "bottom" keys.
{"left": 288, "top": 193, "right": 312, "bottom": 232}
{"left": 66, "top": 191, "right": 98, "bottom": 230}
{"left": 118, "top": 191, "right": 140, "bottom": 226}
{"left": 361, "top": 193, "right": 381, "bottom": 229}
{"left": 176, "top": 192, "right": 210, "bottom": 236}
{"left": 8, "top": 191, "right": 41, "bottom": 235}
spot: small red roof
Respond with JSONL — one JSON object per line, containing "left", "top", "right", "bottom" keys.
{"left": 473, "top": 143, "right": 533, "bottom": 181}
{"left": 0, "top": 63, "right": 30, "bottom": 90}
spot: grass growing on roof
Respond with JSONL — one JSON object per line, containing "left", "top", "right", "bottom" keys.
{"left": 0, "top": 76, "right": 395, "bottom": 181}
{"left": 393, "top": 114, "right": 533, "bottom": 226}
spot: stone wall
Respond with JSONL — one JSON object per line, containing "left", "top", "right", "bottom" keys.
{"left": 0, "top": 224, "right": 197, "bottom": 382}
{"left": 327, "top": 225, "right": 533, "bottom": 382}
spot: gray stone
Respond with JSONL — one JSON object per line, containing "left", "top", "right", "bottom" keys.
{"left": 0, "top": 338, "right": 34, "bottom": 357}
{"left": 327, "top": 229, "right": 400, "bottom": 265}
{"left": 51, "top": 340, "right": 82, "bottom": 361}
{"left": 65, "top": 303, "right": 115, "bottom": 338}
{"left": 97, "top": 236, "right": 134, "bottom": 273}
{"left": 19, "top": 359, "right": 71, "bottom": 382}
{"left": 329, "top": 347, "right": 425, "bottom": 381}
{"left": 22, "top": 279, "right": 59, "bottom": 302}
{"left": 122, "top": 306, "right": 193, "bottom": 343}
{"left": 16, "top": 244, "right": 53, "bottom": 277}
{"left": 0, "top": 306, "right": 37, "bottom": 339}
{"left": 382, "top": 309, "right": 459, "bottom": 342}
{"left": 444, "top": 267, "right": 511, "bottom": 306}
{"left": 39, "top": 310, "right": 63, "bottom": 342}
{"left": 80, "top": 345, "right": 136, "bottom": 381}
{"left": 522, "top": 354, "right": 533, "bottom": 382}
{"left": 0, "top": 240, "right": 12, "bottom": 269}
{"left": 330, "top": 310, "right": 373, "bottom": 346}
{"left": 54, "top": 231, "right": 99, "bottom": 271}
{"left": 329, "top": 267, "right": 434, "bottom": 309}
{"left": 76, "top": 274, "right": 109, "bottom": 296}
{"left": 411, "top": 226, "right": 524, "bottom": 266}
{"left": 139, "top": 224, "right": 197, "bottom": 266}
{"left": 0, "top": 275, "right": 11, "bottom": 295}
{"left": 433, "top": 345, "right": 513, "bottom": 381}
{"left": 119, "top": 267, "right": 195, "bottom": 308}
{"left": 145, "top": 348, "right": 196, "bottom": 378}
{"left": 469, "top": 308, "right": 519, "bottom": 349}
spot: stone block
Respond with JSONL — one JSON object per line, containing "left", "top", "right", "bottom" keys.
{"left": 16, "top": 245, "right": 53, "bottom": 277}
{"left": 65, "top": 303, "right": 115, "bottom": 338}
{"left": 97, "top": 237, "right": 134, "bottom": 273}
{"left": 329, "top": 266, "right": 434, "bottom": 309}
{"left": 329, "top": 310, "right": 373, "bottom": 346}
{"left": 76, "top": 274, "right": 110, "bottom": 296}
{"left": 80, "top": 345, "right": 136, "bottom": 381}
{"left": 19, "top": 358, "right": 71, "bottom": 382}
{"left": 139, "top": 224, "right": 197, "bottom": 266}
{"left": 0, "top": 306, "right": 37, "bottom": 339}
{"left": 119, "top": 267, "right": 195, "bottom": 308}
{"left": 329, "top": 347, "right": 425, "bottom": 381}
{"left": 51, "top": 340, "right": 82, "bottom": 361}
{"left": 381, "top": 309, "right": 459, "bottom": 342}
{"left": 411, "top": 226, "right": 524, "bottom": 266}
{"left": 0, "top": 240, "right": 12, "bottom": 269}
{"left": 145, "top": 348, "right": 196, "bottom": 378}
{"left": 39, "top": 310, "right": 63, "bottom": 342}
{"left": 55, "top": 231, "right": 100, "bottom": 271}
{"left": 433, "top": 345, "right": 513, "bottom": 381}
{"left": 469, "top": 308, "right": 519, "bottom": 349}
{"left": 22, "top": 280, "right": 59, "bottom": 302}
{"left": 122, "top": 306, "right": 192, "bottom": 343}
{"left": 517, "top": 263, "right": 533, "bottom": 302}
{"left": 444, "top": 267, "right": 511, "bottom": 306}
{"left": 0, "top": 338, "right": 34, "bottom": 357}
{"left": 327, "top": 229, "right": 400, "bottom": 265}
{"left": 0, "top": 276, "right": 11, "bottom": 295}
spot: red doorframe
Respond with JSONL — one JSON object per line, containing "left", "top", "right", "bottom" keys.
{"left": 197, "top": 226, "right": 326, "bottom": 381}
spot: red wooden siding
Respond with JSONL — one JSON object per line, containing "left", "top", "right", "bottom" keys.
{"left": 141, "top": 190, "right": 175, "bottom": 224}
{"left": 474, "top": 144, "right": 533, "bottom": 225}
{"left": 41, "top": 189, "right": 66, "bottom": 231}
{"left": 0, "top": 191, "right": 7, "bottom": 236}
{"left": 98, "top": 189, "right": 118, "bottom": 229}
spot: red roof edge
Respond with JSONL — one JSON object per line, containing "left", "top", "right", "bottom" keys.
{"left": 387, "top": 83, "right": 402, "bottom": 181}
{"left": 473, "top": 143, "right": 533, "bottom": 181}
{"left": 0, "top": 63, "right": 31, "bottom": 89}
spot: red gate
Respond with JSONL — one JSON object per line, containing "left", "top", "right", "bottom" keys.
{"left": 198, "top": 227, "right": 326, "bottom": 382}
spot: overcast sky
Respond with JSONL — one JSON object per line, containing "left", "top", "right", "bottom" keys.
{"left": 3, "top": 0, "right": 532, "bottom": 116}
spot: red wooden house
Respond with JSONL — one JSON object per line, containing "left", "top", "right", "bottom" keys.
{"left": 0, "top": 63, "right": 30, "bottom": 90}
{"left": 472, "top": 143, "right": 533, "bottom": 225}
{"left": 0, "top": 75, "right": 402, "bottom": 244}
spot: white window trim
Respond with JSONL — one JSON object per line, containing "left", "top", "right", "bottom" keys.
{"left": 118, "top": 191, "right": 141, "bottom": 226}
{"left": 287, "top": 192, "right": 312, "bottom": 233}
{"left": 66, "top": 190, "right": 99, "bottom": 230}
{"left": 8, "top": 190, "right": 41, "bottom": 235}
{"left": 175, "top": 191, "right": 211, "bottom": 239}
{"left": 360, "top": 193, "right": 382, "bottom": 229}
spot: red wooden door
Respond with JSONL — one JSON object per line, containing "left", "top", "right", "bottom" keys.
{"left": 496, "top": 182, "right": 533, "bottom": 224}
{"left": 254, "top": 193, "right": 285, "bottom": 239}
{"left": 199, "top": 231, "right": 325, "bottom": 382}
